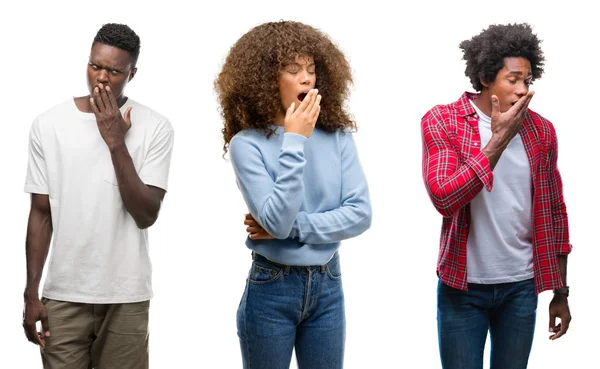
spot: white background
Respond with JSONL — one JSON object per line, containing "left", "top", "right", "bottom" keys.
{"left": 1, "top": 0, "right": 597, "bottom": 367}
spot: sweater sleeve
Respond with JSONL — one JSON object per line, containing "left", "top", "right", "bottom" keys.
{"left": 229, "top": 132, "right": 307, "bottom": 239}
{"left": 288, "top": 132, "right": 372, "bottom": 244}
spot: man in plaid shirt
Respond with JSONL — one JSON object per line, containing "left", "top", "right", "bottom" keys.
{"left": 421, "top": 23, "right": 572, "bottom": 369}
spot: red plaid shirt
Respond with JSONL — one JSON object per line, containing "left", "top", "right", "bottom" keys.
{"left": 421, "top": 92, "right": 572, "bottom": 295}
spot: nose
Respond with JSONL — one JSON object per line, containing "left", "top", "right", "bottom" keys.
{"left": 97, "top": 69, "right": 109, "bottom": 83}
{"left": 299, "top": 70, "right": 311, "bottom": 84}
{"left": 515, "top": 81, "right": 528, "bottom": 97}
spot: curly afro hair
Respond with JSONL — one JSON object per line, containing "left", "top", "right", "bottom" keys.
{"left": 93, "top": 23, "right": 141, "bottom": 66}
{"left": 215, "top": 20, "right": 356, "bottom": 154}
{"left": 460, "top": 23, "right": 545, "bottom": 91}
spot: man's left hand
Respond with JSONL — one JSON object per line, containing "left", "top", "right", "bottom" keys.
{"left": 549, "top": 294, "right": 571, "bottom": 340}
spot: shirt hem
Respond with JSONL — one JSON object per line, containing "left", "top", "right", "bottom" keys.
{"left": 41, "top": 291, "right": 153, "bottom": 304}
{"left": 467, "top": 272, "right": 534, "bottom": 285}
{"left": 140, "top": 177, "right": 168, "bottom": 191}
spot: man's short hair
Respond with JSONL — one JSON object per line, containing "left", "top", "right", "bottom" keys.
{"left": 93, "top": 23, "right": 141, "bottom": 67}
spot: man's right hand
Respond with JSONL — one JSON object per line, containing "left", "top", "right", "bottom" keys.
{"left": 489, "top": 91, "right": 534, "bottom": 148}
{"left": 23, "top": 297, "right": 50, "bottom": 349}
{"left": 284, "top": 89, "right": 321, "bottom": 138}
{"left": 482, "top": 91, "right": 534, "bottom": 169}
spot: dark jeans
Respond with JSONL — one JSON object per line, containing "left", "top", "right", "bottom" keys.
{"left": 437, "top": 278, "right": 538, "bottom": 369}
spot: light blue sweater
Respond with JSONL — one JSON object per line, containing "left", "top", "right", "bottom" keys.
{"left": 229, "top": 125, "right": 372, "bottom": 265}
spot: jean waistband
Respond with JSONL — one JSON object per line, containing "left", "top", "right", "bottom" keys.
{"left": 251, "top": 251, "right": 338, "bottom": 273}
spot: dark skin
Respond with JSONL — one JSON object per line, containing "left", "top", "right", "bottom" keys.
{"left": 89, "top": 82, "right": 165, "bottom": 228}
{"left": 23, "top": 194, "right": 52, "bottom": 349}
{"left": 23, "top": 42, "right": 165, "bottom": 347}
{"left": 474, "top": 57, "right": 571, "bottom": 340}
{"left": 244, "top": 213, "right": 274, "bottom": 240}
{"left": 549, "top": 256, "right": 570, "bottom": 340}
{"left": 475, "top": 57, "right": 535, "bottom": 170}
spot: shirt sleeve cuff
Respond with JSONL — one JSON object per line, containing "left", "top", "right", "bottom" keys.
{"left": 465, "top": 151, "right": 494, "bottom": 191}
{"left": 24, "top": 185, "right": 49, "bottom": 194}
{"left": 282, "top": 132, "right": 308, "bottom": 150}
{"left": 557, "top": 243, "right": 573, "bottom": 255}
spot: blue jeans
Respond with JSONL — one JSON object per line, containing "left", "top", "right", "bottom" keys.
{"left": 437, "top": 278, "right": 538, "bottom": 369}
{"left": 237, "top": 252, "right": 345, "bottom": 369}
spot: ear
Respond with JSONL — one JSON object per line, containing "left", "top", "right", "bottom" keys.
{"left": 480, "top": 78, "right": 489, "bottom": 88}
{"left": 128, "top": 67, "right": 137, "bottom": 82}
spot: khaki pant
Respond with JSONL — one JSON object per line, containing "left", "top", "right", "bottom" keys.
{"left": 41, "top": 298, "right": 149, "bottom": 369}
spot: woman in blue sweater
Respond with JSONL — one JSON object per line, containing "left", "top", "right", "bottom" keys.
{"left": 215, "top": 21, "right": 372, "bottom": 369}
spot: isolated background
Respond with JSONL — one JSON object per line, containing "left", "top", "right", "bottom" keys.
{"left": 1, "top": 0, "right": 597, "bottom": 367}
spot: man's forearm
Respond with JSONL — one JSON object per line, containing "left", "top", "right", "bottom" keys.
{"left": 557, "top": 255, "right": 568, "bottom": 287}
{"left": 24, "top": 206, "right": 53, "bottom": 300}
{"left": 110, "top": 144, "right": 162, "bottom": 229}
{"left": 481, "top": 136, "right": 509, "bottom": 170}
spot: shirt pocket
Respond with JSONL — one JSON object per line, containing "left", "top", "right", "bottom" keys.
{"left": 102, "top": 145, "right": 143, "bottom": 186}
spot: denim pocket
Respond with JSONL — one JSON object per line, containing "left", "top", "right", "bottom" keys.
{"left": 248, "top": 263, "right": 283, "bottom": 285}
{"left": 326, "top": 254, "right": 342, "bottom": 281}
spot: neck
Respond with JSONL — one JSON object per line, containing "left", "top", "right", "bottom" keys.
{"left": 114, "top": 95, "right": 128, "bottom": 108}
{"left": 274, "top": 110, "right": 285, "bottom": 126}
{"left": 473, "top": 89, "right": 492, "bottom": 117}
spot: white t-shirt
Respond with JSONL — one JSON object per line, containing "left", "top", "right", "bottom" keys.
{"left": 24, "top": 98, "right": 174, "bottom": 303}
{"left": 466, "top": 101, "right": 534, "bottom": 284}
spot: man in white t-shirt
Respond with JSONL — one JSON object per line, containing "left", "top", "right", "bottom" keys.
{"left": 22, "top": 23, "right": 174, "bottom": 369}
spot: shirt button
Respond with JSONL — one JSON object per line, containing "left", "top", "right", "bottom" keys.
{"left": 474, "top": 142, "right": 479, "bottom": 146}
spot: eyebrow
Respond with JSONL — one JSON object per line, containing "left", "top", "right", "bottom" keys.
{"left": 507, "top": 70, "right": 533, "bottom": 76}
{"left": 89, "top": 60, "right": 126, "bottom": 73}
